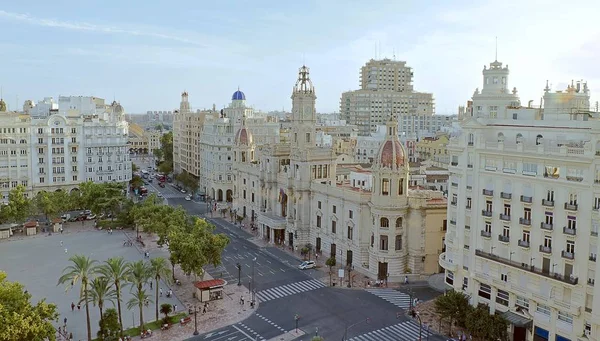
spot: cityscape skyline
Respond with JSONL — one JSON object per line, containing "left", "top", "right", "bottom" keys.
{"left": 1, "top": 0, "right": 599, "bottom": 114}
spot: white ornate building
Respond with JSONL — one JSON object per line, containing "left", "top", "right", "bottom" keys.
{"left": 440, "top": 58, "right": 600, "bottom": 341}
{"left": 232, "top": 66, "right": 447, "bottom": 281}
{"left": 0, "top": 97, "right": 132, "bottom": 201}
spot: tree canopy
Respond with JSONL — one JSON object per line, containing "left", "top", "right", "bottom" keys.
{"left": 175, "top": 171, "right": 199, "bottom": 195}
{"left": 5, "top": 185, "right": 31, "bottom": 223}
{"left": 0, "top": 271, "right": 58, "bottom": 341}
{"left": 157, "top": 131, "right": 173, "bottom": 174}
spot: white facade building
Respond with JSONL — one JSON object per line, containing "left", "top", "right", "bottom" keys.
{"left": 0, "top": 97, "right": 131, "bottom": 201}
{"left": 440, "top": 59, "right": 599, "bottom": 341}
{"left": 399, "top": 114, "right": 456, "bottom": 137}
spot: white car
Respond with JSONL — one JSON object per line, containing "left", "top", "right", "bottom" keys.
{"left": 157, "top": 193, "right": 163, "bottom": 197}
{"left": 180, "top": 189, "right": 187, "bottom": 193}
{"left": 185, "top": 195, "right": 192, "bottom": 201}
{"left": 298, "top": 261, "right": 316, "bottom": 270}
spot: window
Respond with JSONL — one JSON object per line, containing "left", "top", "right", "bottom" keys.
{"left": 523, "top": 208, "right": 531, "bottom": 220}
{"left": 380, "top": 217, "right": 389, "bottom": 228}
{"left": 349, "top": 210, "right": 353, "bottom": 219}
{"left": 544, "top": 236, "right": 552, "bottom": 248}
{"left": 305, "top": 133, "right": 311, "bottom": 143}
{"left": 500, "top": 272, "right": 508, "bottom": 282}
{"left": 496, "top": 289, "right": 509, "bottom": 306}
{"left": 382, "top": 178, "right": 389, "bottom": 195}
{"left": 503, "top": 226, "right": 510, "bottom": 238}
{"left": 395, "top": 235, "right": 402, "bottom": 250}
{"left": 398, "top": 178, "right": 404, "bottom": 195}
{"left": 332, "top": 205, "right": 336, "bottom": 214}
{"left": 566, "top": 240, "right": 575, "bottom": 254}
{"left": 522, "top": 231, "right": 530, "bottom": 243}
{"left": 504, "top": 204, "right": 511, "bottom": 216}
{"left": 486, "top": 200, "right": 493, "bottom": 212}
{"left": 462, "top": 277, "right": 468, "bottom": 290}
{"left": 316, "top": 215, "right": 321, "bottom": 228}
{"left": 380, "top": 236, "right": 388, "bottom": 251}
{"left": 478, "top": 283, "right": 491, "bottom": 300}
{"left": 318, "top": 201, "right": 322, "bottom": 209}
{"left": 347, "top": 226, "right": 353, "bottom": 240}
{"left": 536, "top": 304, "right": 551, "bottom": 317}
{"left": 466, "top": 197, "right": 472, "bottom": 209}
{"left": 331, "top": 220, "right": 336, "bottom": 234}
{"left": 516, "top": 296, "right": 529, "bottom": 311}
{"left": 558, "top": 311, "right": 573, "bottom": 325}
{"left": 485, "top": 222, "right": 492, "bottom": 233}
{"left": 396, "top": 217, "right": 403, "bottom": 228}
{"left": 567, "top": 216, "right": 576, "bottom": 230}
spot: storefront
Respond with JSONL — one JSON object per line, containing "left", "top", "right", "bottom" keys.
{"left": 257, "top": 212, "right": 286, "bottom": 245}
{"left": 501, "top": 311, "right": 532, "bottom": 341}
{"left": 194, "top": 279, "right": 226, "bottom": 303}
{"left": 534, "top": 326, "right": 549, "bottom": 341}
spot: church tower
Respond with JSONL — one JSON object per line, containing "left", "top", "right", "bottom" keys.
{"left": 180, "top": 91, "right": 190, "bottom": 113}
{"left": 291, "top": 65, "right": 316, "bottom": 150}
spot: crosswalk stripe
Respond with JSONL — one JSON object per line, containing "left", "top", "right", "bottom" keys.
{"left": 364, "top": 288, "right": 411, "bottom": 309}
{"left": 257, "top": 279, "right": 324, "bottom": 302}
{"left": 349, "top": 321, "right": 424, "bottom": 341}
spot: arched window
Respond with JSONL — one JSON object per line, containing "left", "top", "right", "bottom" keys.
{"left": 536, "top": 134, "right": 543, "bottom": 146}
{"left": 396, "top": 217, "right": 403, "bottom": 228}
{"left": 380, "top": 217, "right": 389, "bottom": 228}
{"left": 497, "top": 132, "right": 505, "bottom": 143}
{"left": 516, "top": 133, "right": 523, "bottom": 144}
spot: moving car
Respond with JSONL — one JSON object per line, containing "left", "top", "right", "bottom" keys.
{"left": 298, "top": 261, "right": 316, "bottom": 270}
{"left": 185, "top": 195, "right": 192, "bottom": 201}
{"left": 180, "top": 189, "right": 186, "bottom": 193}
{"left": 158, "top": 182, "right": 165, "bottom": 188}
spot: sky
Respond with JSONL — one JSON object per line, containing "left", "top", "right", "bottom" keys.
{"left": 1, "top": 0, "right": 599, "bottom": 115}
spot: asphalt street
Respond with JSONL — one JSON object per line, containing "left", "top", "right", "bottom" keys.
{"left": 134, "top": 158, "right": 445, "bottom": 341}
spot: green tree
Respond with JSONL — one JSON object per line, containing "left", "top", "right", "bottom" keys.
{"left": 434, "top": 290, "right": 471, "bottom": 334}
{"left": 152, "top": 148, "right": 163, "bottom": 161}
{"left": 80, "top": 181, "right": 105, "bottom": 213}
{"left": 58, "top": 255, "right": 98, "bottom": 341}
{"left": 0, "top": 271, "right": 58, "bottom": 341}
{"left": 175, "top": 171, "right": 199, "bottom": 195}
{"left": 97, "top": 257, "right": 130, "bottom": 337}
{"left": 5, "top": 185, "right": 31, "bottom": 223}
{"left": 325, "top": 257, "right": 336, "bottom": 286}
{"left": 34, "top": 191, "right": 60, "bottom": 222}
{"left": 149, "top": 257, "right": 172, "bottom": 321}
{"left": 160, "top": 303, "right": 172, "bottom": 324}
{"left": 98, "top": 184, "right": 125, "bottom": 221}
{"left": 85, "top": 276, "right": 116, "bottom": 322}
{"left": 464, "top": 305, "right": 508, "bottom": 341}
{"left": 127, "top": 260, "right": 152, "bottom": 331}
{"left": 67, "top": 190, "right": 83, "bottom": 211}
{"left": 157, "top": 131, "right": 173, "bottom": 174}
{"left": 97, "top": 308, "right": 120, "bottom": 341}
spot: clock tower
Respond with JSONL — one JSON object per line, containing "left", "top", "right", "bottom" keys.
{"left": 291, "top": 65, "right": 316, "bottom": 151}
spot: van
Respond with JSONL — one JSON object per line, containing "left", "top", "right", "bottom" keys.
{"left": 61, "top": 214, "right": 71, "bottom": 222}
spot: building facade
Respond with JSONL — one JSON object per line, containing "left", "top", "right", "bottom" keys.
{"left": 440, "top": 59, "right": 599, "bottom": 341}
{"left": 340, "top": 58, "right": 435, "bottom": 136}
{"left": 0, "top": 97, "right": 131, "bottom": 201}
{"left": 232, "top": 65, "right": 447, "bottom": 281}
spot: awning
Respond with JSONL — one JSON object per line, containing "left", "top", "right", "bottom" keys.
{"left": 502, "top": 311, "right": 533, "bottom": 328}
{"left": 258, "top": 212, "right": 287, "bottom": 230}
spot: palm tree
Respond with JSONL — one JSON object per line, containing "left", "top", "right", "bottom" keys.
{"left": 86, "top": 276, "right": 117, "bottom": 321}
{"left": 126, "top": 289, "right": 153, "bottom": 332}
{"left": 149, "top": 257, "right": 172, "bottom": 321}
{"left": 58, "top": 255, "right": 98, "bottom": 341}
{"left": 127, "top": 260, "right": 152, "bottom": 330}
{"left": 97, "top": 257, "right": 130, "bottom": 336}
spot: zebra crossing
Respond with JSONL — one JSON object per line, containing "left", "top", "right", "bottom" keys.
{"left": 256, "top": 279, "right": 325, "bottom": 302}
{"left": 365, "top": 288, "right": 411, "bottom": 309}
{"left": 349, "top": 320, "right": 429, "bottom": 341}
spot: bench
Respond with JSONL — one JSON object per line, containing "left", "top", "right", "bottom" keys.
{"left": 160, "top": 323, "right": 171, "bottom": 331}
{"left": 180, "top": 316, "right": 192, "bottom": 326}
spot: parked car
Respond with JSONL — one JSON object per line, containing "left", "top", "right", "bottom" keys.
{"left": 157, "top": 193, "right": 163, "bottom": 198}
{"left": 298, "top": 261, "right": 316, "bottom": 270}
{"left": 83, "top": 210, "right": 92, "bottom": 215}
{"left": 185, "top": 195, "right": 192, "bottom": 201}
{"left": 180, "top": 189, "right": 186, "bottom": 193}
{"left": 61, "top": 214, "right": 71, "bottom": 222}
{"left": 86, "top": 214, "right": 96, "bottom": 220}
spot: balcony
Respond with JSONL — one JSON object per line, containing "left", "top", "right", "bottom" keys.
{"left": 519, "top": 218, "right": 531, "bottom": 226}
{"left": 468, "top": 142, "right": 474, "bottom": 146}
{"left": 451, "top": 162, "right": 458, "bottom": 166}
{"left": 481, "top": 230, "right": 491, "bottom": 238}
{"left": 450, "top": 201, "right": 457, "bottom": 206}
{"left": 542, "top": 199, "right": 554, "bottom": 207}
{"left": 450, "top": 220, "right": 456, "bottom": 225}
{"left": 475, "top": 249, "right": 578, "bottom": 285}
{"left": 592, "top": 231, "right": 599, "bottom": 237}
{"left": 438, "top": 252, "right": 458, "bottom": 271}
{"left": 588, "top": 279, "right": 595, "bottom": 287}
{"left": 563, "top": 226, "right": 576, "bottom": 236}
{"left": 482, "top": 210, "right": 492, "bottom": 217}
{"left": 520, "top": 195, "right": 533, "bottom": 203}
{"left": 482, "top": 189, "right": 494, "bottom": 196}
{"left": 500, "top": 192, "right": 512, "bottom": 199}
{"left": 561, "top": 250, "right": 575, "bottom": 260}
{"left": 499, "top": 214, "right": 511, "bottom": 221}
{"left": 540, "top": 222, "right": 553, "bottom": 231}
{"left": 498, "top": 235, "right": 510, "bottom": 243}
{"left": 539, "top": 245, "right": 552, "bottom": 254}
{"left": 467, "top": 164, "right": 473, "bottom": 168}
{"left": 564, "top": 203, "right": 578, "bottom": 211}
{"left": 518, "top": 240, "right": 530, "bottom": 248}
{"left": 589, "top": 254, "right": 597, "bottom": 262}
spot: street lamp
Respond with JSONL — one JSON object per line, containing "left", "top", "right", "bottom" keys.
{"left": 294, "top": 314, "right": 300, "bottom": 333}
{"left": 193, "top": 305, "right": 199, "bottom": 335}
{"left": 251, "top": 257, "right": 257, "bottom": 307}
{"left": 236, "top": 263, "right": 242, "bottom": 286}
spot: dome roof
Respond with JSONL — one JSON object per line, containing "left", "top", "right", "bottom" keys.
{"left": 377, "top": 139, "right": 406, "bottom": 169}
{"left": 232, "top": 90, "right": 246, "bottom": 101}
{"left": 235, "top": 126, "right": 253, "bottom": 146}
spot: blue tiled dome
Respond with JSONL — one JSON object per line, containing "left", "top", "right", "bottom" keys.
{"left": 232, "top": 90, "right": 246, "bottom": 101}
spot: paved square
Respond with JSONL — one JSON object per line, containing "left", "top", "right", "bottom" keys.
{"left": 0, "top": 226, "right": 183, "bottom": 340}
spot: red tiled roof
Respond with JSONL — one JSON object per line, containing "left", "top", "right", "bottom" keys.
{"left": 52, "top": 218, "right": 62, "bottom": 223}
{"left": 194, "top": 279, "right": 226, "bottom": 290}
{"left": 23, "top": 221, "right": 37, "bottom": 228}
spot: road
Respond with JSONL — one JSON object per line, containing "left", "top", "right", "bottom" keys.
{"left": 133, "top": 158, "right": 445, "bottom": 341}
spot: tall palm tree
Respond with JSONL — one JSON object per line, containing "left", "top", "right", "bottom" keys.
{"left": 127, "top": 260, "right": 152, "bottom": 330}
{"left": 97, "top": 257, "right": 130, "bottom": 336}
{"left": 126, "top": 289, "right": 153, "bottom": 332}
{"left": 149, "top": 257, "right": 172, "bottom": 321}
{"left": 58, "top": 255, "right": 98, "bottom": 341}
{"left": 85, "top": 276, "right": 117, "bottom": 320}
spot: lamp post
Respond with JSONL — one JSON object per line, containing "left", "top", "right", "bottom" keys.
{"left": 236, "top": 263, "right": 242, "bottom": 286}
{"left": 193, "top": 305, "right": 199, "bottom": 335}
{"left": 347, "top": 265, "right": 353, "bottom": 288}
{"left": 294, "top": 314, "right": 300, "bottom": 333}
{"left": 251, "top": 257, "right": 257, "bottom": 307}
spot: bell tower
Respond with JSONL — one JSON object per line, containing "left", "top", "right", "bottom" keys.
{"left": 180, "top": 91, "right": 190, "bottom": 113}
{"left": 291, "top": 65, "right": 316, "bottom": 150}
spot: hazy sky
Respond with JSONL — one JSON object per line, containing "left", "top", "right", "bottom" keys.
{"left": 1, "top": 0, "right": 599, "bottom": 114}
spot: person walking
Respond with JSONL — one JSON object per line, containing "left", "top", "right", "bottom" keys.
{"left": 60, "top": 240, "right": 63, "bottom": 246}
{"left": 77, "top": 303, "right": 80, "bottom": 311}
{"left": 64, "top": 317, "right": 67, "bottom": 326}
{"left": 71, "top": 302, "right": 75, "bottom": 311}
{"left": 159, "top": 288, "right": 163, "bottom": 297}
{"left": 173, "top": 304, "right": 177, "bottom": 312}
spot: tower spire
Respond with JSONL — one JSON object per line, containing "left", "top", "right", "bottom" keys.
{"left": 495, "top": 36, "right": 498, "bottom": 61}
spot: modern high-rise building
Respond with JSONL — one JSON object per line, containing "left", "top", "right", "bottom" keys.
{"left": 0, "top": 96, "right": 131, "bottom": 201}
{"left": 340, "top": 58, "right": 435, "bottom": 136}
{"left": 440, "top": 58, "right": 598, "bottom": 341}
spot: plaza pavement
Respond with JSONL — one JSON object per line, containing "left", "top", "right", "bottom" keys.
{"left": 0, "top": 221, "right": 183, "bottom": 341}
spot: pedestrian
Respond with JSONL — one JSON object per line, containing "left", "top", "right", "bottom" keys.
{"left": 71, "top": 302, "right": 75, "bottom": 311}
{"left": 202, "top": 305, "right": 206, "bottom": 314}
{"left": 69, "top": 332, "right": 73, "bottom": 341}
{"left": 60, "top": 228, "right": 63, "bottom": 234}
{"left": 159, "top": 288, "right": 163, "bottom": 297}
{"left": 149, "top": 281, "right": 152, "bottom": 289}
{"left": 404, "top": 276, "right": 408, "bottom": 284}
{"left": 240, "top": 296, "right": 244, "bottom": 305}
{"left": 64, "top": 248, "right": 68, "bottom": 253}
{"left": 173, "top": 304, "right": 177, "bottom": 312}
{"left": 64, "top": 317, "right": 67, "bottom": 325}
{"left": 77, "top": 303, "right": 80, "bottom": 310}
{"left": 60, "top": 240, "right": 63, "bottom": 246}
